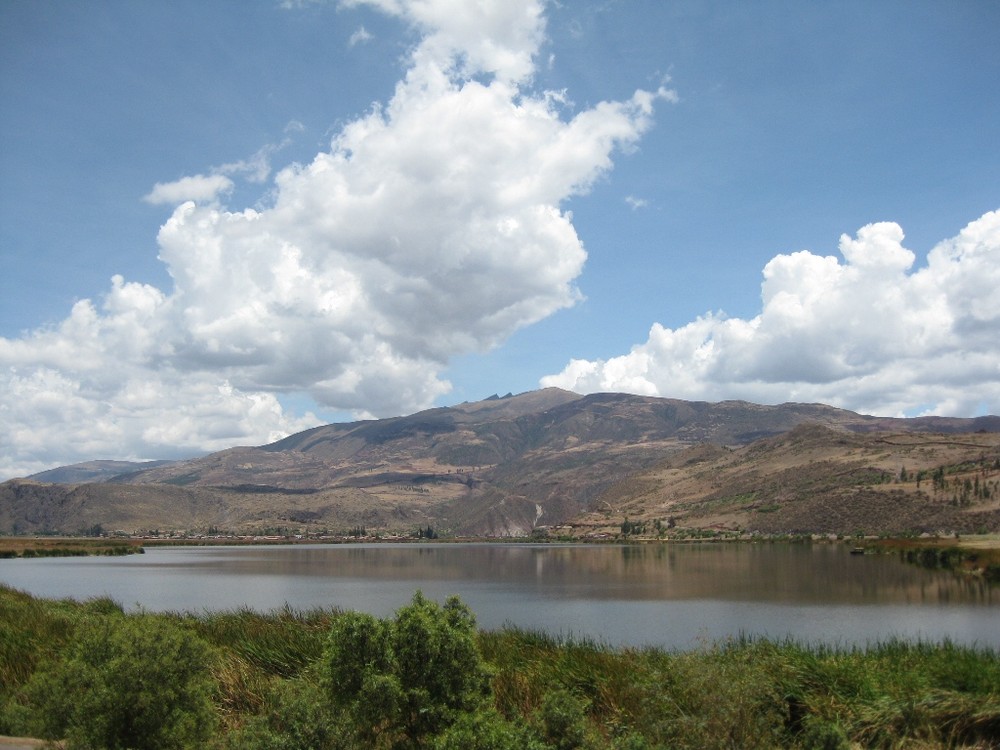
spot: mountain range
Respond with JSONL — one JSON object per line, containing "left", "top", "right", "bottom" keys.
{"left": 3, "top": 388, "right": 999, "bottom": 537}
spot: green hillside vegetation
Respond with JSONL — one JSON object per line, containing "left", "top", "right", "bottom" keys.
{"left": 1, "top": 585, "right": 998, "bottom": 749}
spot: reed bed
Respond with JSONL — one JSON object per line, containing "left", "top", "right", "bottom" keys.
{"left": 1, "top": 583, "right": 998, "bottom": 749}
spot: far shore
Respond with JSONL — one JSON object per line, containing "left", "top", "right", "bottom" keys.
{"left": 3, "top": 531, "right": 998, "bottom": 594}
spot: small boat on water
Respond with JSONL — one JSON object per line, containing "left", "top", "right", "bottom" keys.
{"left": 850, "top": 547, "right": 866, "bottom": 555}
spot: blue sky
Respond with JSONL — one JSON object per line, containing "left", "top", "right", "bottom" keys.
{"left": 1, "top": 0, "right": 998, "bottom": 478}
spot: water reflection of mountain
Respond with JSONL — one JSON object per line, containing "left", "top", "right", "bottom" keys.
{"left": 181, "top": 543, "right": 997, "bottom": 606}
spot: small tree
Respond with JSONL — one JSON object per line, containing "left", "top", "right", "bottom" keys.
{"left": 620, "top": 518, "right": 645, "bottom": 538}
{"left": 323, "top": 592, "right": 490, "bottom": 747}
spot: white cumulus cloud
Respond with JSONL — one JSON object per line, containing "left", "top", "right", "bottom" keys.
{"left": 543, "top": 210, "right": 1000, "bottom": 418}
{"left": 0, "top": 0, "right": 672, "bottom": 479}
{"left": 342, "top": 0, "right": 546, "bottom": 83}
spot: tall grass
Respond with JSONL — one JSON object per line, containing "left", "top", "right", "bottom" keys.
{"left": 481, "top": 628, "right": 1000, "bottom": 749}
{"left": 178, "top": 604, "right": 337, "bottom": 728}
{"left": 0, "top": 585, "right": 117, "bottom": 691}
{"left": 191, "top": 605, "right": 335, "bottom": 677}
{"left": 2, "top": 583, "right": 998, "bottom": 749}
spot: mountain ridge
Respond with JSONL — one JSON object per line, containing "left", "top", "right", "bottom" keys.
{"left": 4, "top": 389, "right": 999, "bottom": 537}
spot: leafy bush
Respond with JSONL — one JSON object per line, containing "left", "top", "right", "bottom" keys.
{"left": 17, "top": 614, "right": 217, "bottom": 749}
{"left": 323, "top": 591, "right": 490, "bottom": 747}
{"left": 538, "top": 689, "right": 591, "bottom": 750}
{"left": 224, "top": 676, "right": 346, "bottom": 750}
{"left": 431, "top": 708, "right": 545, "bottom": 750}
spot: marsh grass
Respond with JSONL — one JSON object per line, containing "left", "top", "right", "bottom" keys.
{"left": 192, "top": 605, "right": 335, "bottom": 677}
{"left": 482, "top": 628, "right": 1000, "bottom": 749}
{"left": 1, "top": 583, "right": 998, "bottom": 749}
{"left": 0, "top": 537, "right": 143, "bottom": 558}
{"left": 180, "top": 605, "right": 337, "bottom": 729}
{"left": 0, "top": 585, "right": 97, "bottom": 692}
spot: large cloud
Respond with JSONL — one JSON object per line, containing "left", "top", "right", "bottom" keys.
{"left": 543, "top": 210, "right": 1000, "bottom": 417}
{"left": 0, "top": 0, "right": 671, "bottom": 478}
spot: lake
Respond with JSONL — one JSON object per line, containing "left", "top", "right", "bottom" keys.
{"left": 1, "top": 542, "right": 997, "bottom": 650}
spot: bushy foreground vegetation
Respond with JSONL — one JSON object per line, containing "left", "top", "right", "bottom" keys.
{"left": 1, "top": 584, "right": 998, "bottom": 749}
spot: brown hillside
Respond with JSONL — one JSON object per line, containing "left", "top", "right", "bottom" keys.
{"left": 583, "top": 424, "right": 1000, "bottom": 537}
{"left": 4, "top": 390, "right": 999, "bottom": 537}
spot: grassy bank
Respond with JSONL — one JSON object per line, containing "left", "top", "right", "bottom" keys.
{"left": 0, "top": 537, "right": 143, "bottom": 559}
{"left": 1, "top": 585, "right": 998, "bottom": 749}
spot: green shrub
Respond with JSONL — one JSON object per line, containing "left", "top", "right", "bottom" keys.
{"left": 324, "top": 610, "right": 395, "bottom": 705}
{"left": 224, "top": 676, "right": 345, "bottom": 750}
{"left": 18, "top": 614, "right": 217, "bottom": 749}
{"left": 538, "top": 689, "right": 590, "bottom": 750}
{"left": 431, "top": 708, "right": 545, "bottom": 750}
{"left": 322, "top": 592, "right": 490, "bottom": 747}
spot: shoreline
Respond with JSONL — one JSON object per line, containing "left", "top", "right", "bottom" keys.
{"left": 2, "top": 533, "right": 998, "bottom": 575}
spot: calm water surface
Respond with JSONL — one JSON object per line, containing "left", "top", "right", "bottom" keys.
{"left": 1, "top": 543, "right": 996, "bottom": 650}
